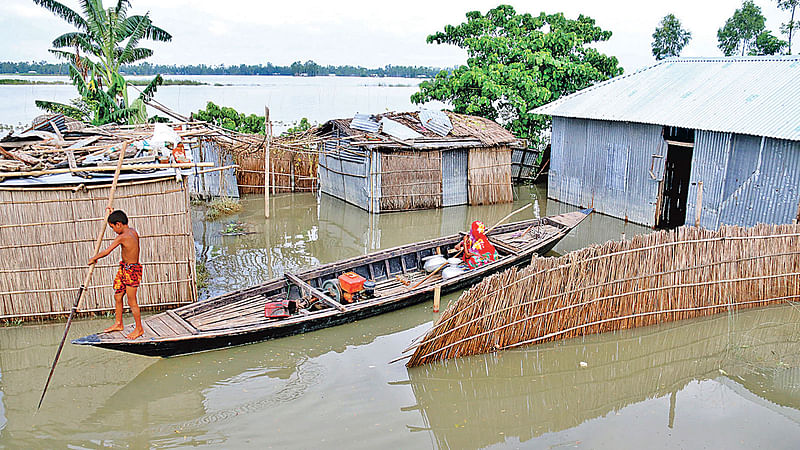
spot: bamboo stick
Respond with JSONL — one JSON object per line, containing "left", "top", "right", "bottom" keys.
{"left": 38, "top": 141, "right": 128, "bottom": 410}
{"left": 0, "top": 162, "right": 212, "bottom": 177}
{"left": 265, "top": 106, "right": 270, "bottom": 219}
{"left": 695, "top": 181, "right": 703, "bottom": 227}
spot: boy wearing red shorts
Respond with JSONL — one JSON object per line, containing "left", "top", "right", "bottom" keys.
{"left": 88, "top": 209, "right": 144, "bottom": 339}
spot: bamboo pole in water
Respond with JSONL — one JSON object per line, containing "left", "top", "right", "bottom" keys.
{"left": 38, "top": 142, "right": 129, "bottom": 409}
{"left": 264, "top": 106, "right": 270, "bottom": 219}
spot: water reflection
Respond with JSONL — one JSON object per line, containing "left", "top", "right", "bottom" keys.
{"left": 403, "top": 305, "right": 800, "bottom": 449}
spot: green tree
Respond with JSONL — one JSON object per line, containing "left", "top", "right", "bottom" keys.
{"left": 717, "top": 0, "right": 778, "bottom": 56}
{"left": 410, "top": 5, "right": 622, "bottom": 146}
{"left": 776, "top": 0, "right": 799, "bottom": 54}
{"left": 193, "top": 102, "right": 266, "bottom": 134}
{"left": 651, "top": 14, "right": 692, "bottom": 60}
{"left": 32, "top": 0, "right": 171, "bottom": 124}
{"left": 750, "top": 29, "right": 788, "bottom": 54}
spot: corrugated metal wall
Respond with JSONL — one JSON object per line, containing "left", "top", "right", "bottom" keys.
{"left": 688, "top": 131, "right": 800, "bottom": 228}
{"left": 442, "top": 149, "right": 468, "bottom": 207}
{"left": 549, "top": 117, "right": 665, "bottom": 226}
{"left": 187, "top": 138, "right": 239, "bottom": 199}
{"left": 317, "top": 132, "right": 371, "bottom": 211}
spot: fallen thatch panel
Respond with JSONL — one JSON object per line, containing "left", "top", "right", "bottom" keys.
{"left": 0, "top": 177, "right": 196, "bottom": 320}
{"left": 406, "top": 224, "right": 800, "bottom": 366}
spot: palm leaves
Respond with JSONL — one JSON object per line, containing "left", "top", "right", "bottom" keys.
{"left": 33, "top": 0, "right": 171, "bottom": 125}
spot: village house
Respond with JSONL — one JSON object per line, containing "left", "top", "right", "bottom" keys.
{"left": 315, "top": 110, "right": 522, "bottom": 213}
{"left": 533, "top": 56, "right": 800, "bottom": 229}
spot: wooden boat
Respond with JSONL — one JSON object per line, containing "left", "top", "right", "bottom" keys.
{"left": 73, "top": 209, "right": 592, "bottom": 357}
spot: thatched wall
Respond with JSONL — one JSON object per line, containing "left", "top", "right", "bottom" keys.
{"left": 468, "top": 146, "right": 513, "bottom": 205}
{"left": 407, "top": 224, "right": 800, "bottom": 366}
{"left": 0, "top": 177, "right": 196, "bottom": 320}
{"left": 221, "top": 134, "right": 318, "bottom": 194}
{"left": 379, "top": 150, "right": 442, "bottom": 211}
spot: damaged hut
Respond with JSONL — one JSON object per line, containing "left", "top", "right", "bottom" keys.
{"left": 315, "top": 111, "right": 521, "bottom": 212}
{"left": 0, "top": 116, "right": 233, "bottom": 320}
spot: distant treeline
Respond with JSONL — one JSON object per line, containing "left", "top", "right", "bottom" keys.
{"left": 1, "top": 60, "right": 446, "bottom": 78}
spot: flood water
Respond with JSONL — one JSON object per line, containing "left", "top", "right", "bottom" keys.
{"left": 2, "top": 185, "right": 800, "bottom": 448}
{"left": 0, "top": 75, "right": 443, "bottom": 132}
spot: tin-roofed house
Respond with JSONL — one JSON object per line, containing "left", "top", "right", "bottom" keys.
{"left": 316, "top": 110, "right": 522, "bottom": 213}
{"left": 533, "top": 56, "right": 800, "bottom": 229}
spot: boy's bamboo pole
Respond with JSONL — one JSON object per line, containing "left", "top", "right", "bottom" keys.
{"left": 264, "top": 106, "right": 270, "bottom": 219}
{"left": 38, "top": 142, "right": 129, "bottom": 410}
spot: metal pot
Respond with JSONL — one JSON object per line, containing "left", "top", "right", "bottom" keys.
{"left": 447, "top": 257, "right": 462, "bottom": 266}
{"left": 422, "top": 255, "right": 447, "bottom": 272}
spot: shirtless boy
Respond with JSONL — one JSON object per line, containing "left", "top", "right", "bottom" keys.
{"left": 88, "top": 209, "right": 144, "bottom": 339}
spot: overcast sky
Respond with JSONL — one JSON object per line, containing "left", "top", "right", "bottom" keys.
{"left": 0, "top": 0, "right": 791, "bottom": 73}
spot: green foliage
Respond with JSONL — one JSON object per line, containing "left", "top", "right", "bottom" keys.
{"left": 717, "top": 1, "right": 781, "bottom": 56}
{"left": 410, "top": 5, "right": 622, "bottom": 147}
{"left": 195, "top": 260, "right": 210, "bottom": 291}
{"left": 193, "top": 102, "right": 266, "bottom": 134}
{"left": 750, "top": 30, "right": 788, "bottom": 55}
{"left": 651, "top": 14, "right": 692, "bottom": 60}
{"left": 206, "top": 196, "right": 242, "bottom": 221}
{"left": 776, "top": 0, "right": 799, "bottom": 54}
{"left": 32, "top": 0, "right": 171, "bottom": 124}
{"left": 283, "top": 118, "right": 313, "bottom": 136}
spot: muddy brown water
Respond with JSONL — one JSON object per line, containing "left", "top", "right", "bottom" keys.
{"left": 2, "top": 185, "right": 799, "bottom": 448}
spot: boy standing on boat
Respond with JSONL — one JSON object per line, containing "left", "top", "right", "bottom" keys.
{"left": 88, "top": 209, "right": 144, "bottom": 339}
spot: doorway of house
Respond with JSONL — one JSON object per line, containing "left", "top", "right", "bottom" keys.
{"left": 657, "top": 127, "right": 695, "bottom": 228}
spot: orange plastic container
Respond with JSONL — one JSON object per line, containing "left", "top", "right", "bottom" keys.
{"left": 338, "top": 272, "right": 366, "bottom": 293}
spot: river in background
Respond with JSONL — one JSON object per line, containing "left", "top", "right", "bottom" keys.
{"left": 2, "top": 184, "right": 800, "bottom": 448}
{"left": 0, "top": 74, "right": 444, "bottom": 132}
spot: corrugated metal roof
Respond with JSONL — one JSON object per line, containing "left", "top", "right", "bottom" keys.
{"left": 380, "top": 118, "right": 423, "bottom": 140}
{"left": 532, "top": 56, "right": 800, "bottom": 142}
{"left": 418, "top": 109, "right": 453, "bottom": 136}
{"left": 350, "top": 113, "right": 380, "bottom": 133}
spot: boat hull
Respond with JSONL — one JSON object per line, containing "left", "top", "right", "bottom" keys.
{"left": 73, "top": 209, "right": 589, "bottom": 357}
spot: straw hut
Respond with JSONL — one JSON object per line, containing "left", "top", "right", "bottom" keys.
{"left": 0, "top": 119, "right": 233, "bottom": 320}
{"left": 315, "top": 111, "right": 522, "bottom": 213}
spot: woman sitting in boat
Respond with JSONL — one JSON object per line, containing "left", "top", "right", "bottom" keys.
{"left": 455, "top": 220, "right": 497, "bottom": 269}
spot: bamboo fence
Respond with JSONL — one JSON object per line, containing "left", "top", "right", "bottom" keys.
{"left": 379, "top": 150, "right": 442, "bottom": 211}
{"left": 0, "top": 177, "right": 197, "bottom": 320}
{"left": 220, "top": 132, "right": 319, "bottom": 194}
{"left": 468, "top": 146, "right": 513, "bottom": 205}
{"left": 406, "top": 224, "right": 800, "bottom": 366}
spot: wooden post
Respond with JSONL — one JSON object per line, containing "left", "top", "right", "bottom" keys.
{"left": 433, "top": 285, "right": 441, "bottom": 313}
{"left": 795, "top": 197, "right": 800, "bottom": 224}
{"left": 264, "top": 107, "right": 270, "bottom": 219}
{"left": 694, "top": 181, "right": 703, "bottom": 227}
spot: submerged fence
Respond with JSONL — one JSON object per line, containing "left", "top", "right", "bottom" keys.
{"left": 406, "top": 224, "right": 800, "bottom": 366}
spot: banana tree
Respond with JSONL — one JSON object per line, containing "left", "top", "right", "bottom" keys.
{"left": 33, "top": 0, "right": 172, "bottom": 124}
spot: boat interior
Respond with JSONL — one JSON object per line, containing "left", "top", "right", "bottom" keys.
{"left": 97, "top": 217, "right": 568, "bottom": 340}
